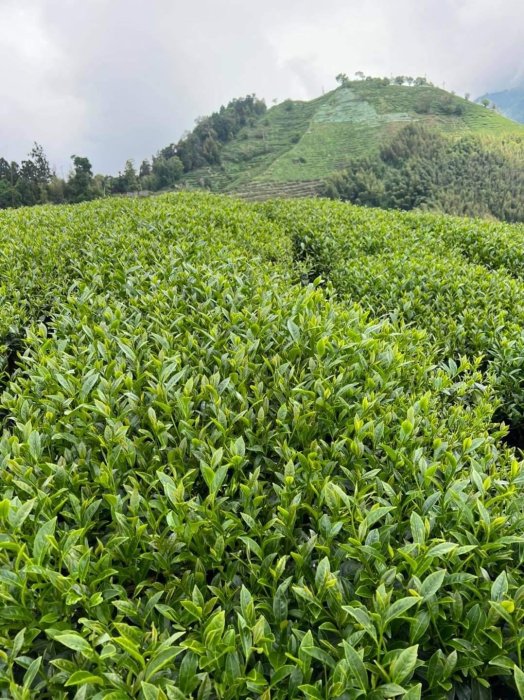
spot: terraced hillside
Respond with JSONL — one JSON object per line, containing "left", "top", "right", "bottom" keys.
{"left": 2, "top": 193, "right": 524, "bottom": 697}
{"left": 179, "top": 81, "right": 524, "bottom": 199}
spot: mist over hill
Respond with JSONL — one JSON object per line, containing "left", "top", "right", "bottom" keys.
{"left": 476, "top": 87, "right": 524, "bottom": 124}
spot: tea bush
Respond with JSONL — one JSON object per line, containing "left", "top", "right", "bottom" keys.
{"left": 1, "top": 194, "right": 524, "bottom": 698}
{"left": 265, "top": 199, "right": 524, "bottom": 428}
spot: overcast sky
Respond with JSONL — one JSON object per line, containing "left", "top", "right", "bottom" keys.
{"left": 1, "top": 0, "right": 522, "bottom": 175}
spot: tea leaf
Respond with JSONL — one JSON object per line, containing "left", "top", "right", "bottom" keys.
{"left": 65, "top": 671, "right": 104, "bottom": 686}
{"left": 390, "top": 645, "right": 418, "bottom": 684}
{"left": 515, "top": 666, "right": 524, "bottom": 699}
{"left": 420, "top": 570, "right": 446, "bottom": 599}
{"left": 54, "top": 633, "right": 92, "bottom": 656}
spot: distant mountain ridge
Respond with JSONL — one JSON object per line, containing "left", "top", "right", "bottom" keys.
{"left": 476, "top": 88, "right": 524, "bottom": 124}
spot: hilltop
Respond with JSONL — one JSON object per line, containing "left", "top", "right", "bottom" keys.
{"left": 177, "top": 79, "right": 524, "bottom": 200}
{"left": 477, "top": 87, "right": 524, "bottom": 124}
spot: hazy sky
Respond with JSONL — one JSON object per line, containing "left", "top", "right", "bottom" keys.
{"left": 1, "top": 0, "right": 522, "bottom": 174}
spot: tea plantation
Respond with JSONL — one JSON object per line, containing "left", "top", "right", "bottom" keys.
{"left": 1, "top": 194, "right": 524, "bottom": 699}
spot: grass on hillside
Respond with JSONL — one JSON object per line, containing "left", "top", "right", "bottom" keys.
{"left": 179, "top": 82, "right": 524, "bottom": 194}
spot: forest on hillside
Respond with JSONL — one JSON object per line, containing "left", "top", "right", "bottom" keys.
{"left": 0, "top": 95, "right": 266, "bottom": 208}
{"left": 324, "top": 124, "right": 524, "bottom": 222}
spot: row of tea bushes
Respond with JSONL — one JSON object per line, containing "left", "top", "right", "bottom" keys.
{"left": 266, "top": 198, "right": 524, "bottom": 427}
{"left": 0, "top": 193, "right": 524, "bottom": 697}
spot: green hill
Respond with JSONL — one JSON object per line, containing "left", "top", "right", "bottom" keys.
{"left": 178, "top": 80, "right": 524, "bottom": 199}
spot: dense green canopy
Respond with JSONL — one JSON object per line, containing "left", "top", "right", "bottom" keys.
{"left": 1, "top": 194, "right": 524, "bottom": 697}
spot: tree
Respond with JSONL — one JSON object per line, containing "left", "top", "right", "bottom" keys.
{"left": 335, "top": 73, "right": 350, "bottom": 87}
{"left": 3, "top": 161, "right": 19, "bottom": 208}
{"left": 414, "top": 95, "right": 432, "bottom": 114}
{"left": 151, "top": 155, "right": 183, "bottom": 190}
{"left": 109, "top": 160, "right": 138, "bottom": 194}
{"left": 122, "top": 159, "right": 139, "bottom": 192}
{"left": 355, "top": 71, "right": 365, "bottom": 80}
{"left": 481, "top": 98, "right": 490, "bottom": 108}
{"left": 16, "top": 166, "right": 39, "bottom": 206}
{"left": 139, "top": 159, "right": 151, "bottom": 178}
{"left": 0, "top": 157, "right": 10, "bottom": 181}
{"left": 0, "top": 142, "right": 68, "bottom": 209}
{"left": 28, "top": 143, "right": 52, "bottom": 185}
{"left": 0, "top": 143, "right": 54, "bottom": 207}
{"left": 47, "top": 176, "right": 66, "bottom": 204}
{"left": 66, "top": 155, "right": 95, "bottom": 203}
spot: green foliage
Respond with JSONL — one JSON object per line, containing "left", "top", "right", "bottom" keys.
{"left": 110, "top": 160, "right": 141, "bottom": 194}
{"left": 0, "top": 143, "right": 52, "bottom": 208}
{"left": 1, "top": 194, "right": 524, "bottom": 698}
{"left": 414, "top": 93, "right": 464, "bottom": 116}
{"left": 150, "top": 155, "right": 184, "bottom": 190}
{"left": 175, "top": 81, "right": 523, "bottom": 201}
{"left": 65, "top": 156, "right": 100, "bottom": 203}
{"left": 174, "top": 95, "right": 267, "bottom": 172}
{"left": 260, "top": 197, "right": 524, "bottom": 428}
{"left": 324, "top": 123, "right": 524, "bottom": 222}
{"left": 0, "top": 147, "right": 108, "bottom": 210}
{"left": 0, "top": 95, "right": 268, "bottom": 208}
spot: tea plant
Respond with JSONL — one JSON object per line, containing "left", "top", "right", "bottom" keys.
{"left": 267, "top": 198, "right": 524, "bottom": 427}
{"left": 0, "top": 194, "right": 524, "bottom": 698}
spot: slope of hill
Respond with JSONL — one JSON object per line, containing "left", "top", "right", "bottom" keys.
{"left": 2, "top": 193, "right": 524, "bottom": 697}
{"left": 477, "top": 87, "right": 524, "bottom": 123}
{"left": 179, "top": 80, "right": 524, "bottom": 198}
{"left": 323, "top": 122, "right": 524, "bottom": 222}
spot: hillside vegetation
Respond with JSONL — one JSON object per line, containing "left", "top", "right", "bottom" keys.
{"left": 2, "top": 81, "right": 522, "bottom": 223}
{"left": 0, "top": 96, "right": 269, "bottom": 209}
{"left": 176, "top": 80, "right": 524, "bottom": 203}
{"left": 2, "top": 193, "right": 524, "bottom": 697}
{"left": 323, "top": 124, "right": 524, "bottom": 221}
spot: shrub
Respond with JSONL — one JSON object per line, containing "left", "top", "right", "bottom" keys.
{"left": 0, "top": 194, "right": 524, "bottom": 698}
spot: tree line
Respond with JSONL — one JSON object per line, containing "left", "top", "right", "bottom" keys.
{"left": 323, "top": 123, "right": 524, "bottom": 223}
{"left": 335, "top": 72, "right": 433, "bottom": 87}
{"left": 0, "top": 94, "right": 267, "bottom": 209}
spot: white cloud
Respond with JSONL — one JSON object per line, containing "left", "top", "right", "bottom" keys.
{"left": 0, "top": 1, "right": 86, "bottom": 172}
{"left": 0, "top": 0, "right": 522, "bottom": 173}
